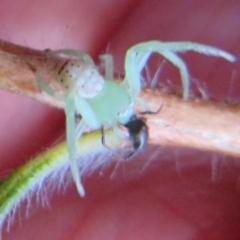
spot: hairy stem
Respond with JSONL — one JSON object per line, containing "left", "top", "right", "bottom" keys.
{"left": 0, "top": 129, "right": 125, "bottom": 227}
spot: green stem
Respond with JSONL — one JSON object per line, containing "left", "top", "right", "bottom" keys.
{"left": 0, "top": 129, "right": 124, "bottom": 227}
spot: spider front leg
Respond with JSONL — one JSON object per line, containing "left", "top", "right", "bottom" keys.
{"left": 124, "top": 40, "right": 236, "bottom": 99}
{"left": 99, "top": 54, "right": 114, "bottom": 80}
{"left": 65, "top": 92, "right": 86, "bottom": 196}
{"left": 75, "top": 95, "right": 101, "bottom": 134}
{"left": 35, "top": 74, "right": 66, "bottom": 101}
{"left": 36, "top": 74, "right": 86, "bottom": 196}
{"left": 66, "top": 94, "right": 101, "bottom": 197}
{"left": 48, "top": 49, "right": 95, "bottom": 66}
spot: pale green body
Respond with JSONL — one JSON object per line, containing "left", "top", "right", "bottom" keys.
{"left": 88, "top": 80, "right": 134, "bottom": 126}
{"left": 36, "top": 40, "right": 236, "bottom": 197}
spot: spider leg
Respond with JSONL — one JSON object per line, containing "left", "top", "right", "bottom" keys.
{"left": 100, "top": 127, "right": 114, "bottom": 151}
{"left": 75, "top": 96, "right": 100, "bottom": 132}
{"left": 124, "top": 50, "right": 143, "bottom": 97}
{"left": 160, "top": 50, "right": 190, "bottom": 99}
{"left": 35, "top": 74, "right": 66, "bottom": 101}
{"left": 75, "top": 119, "right": 87, "bottom": 142}
{"left": 156, "top": 42, "right": 236, "bottom": 62}
{"left": 99, "top": 54, "right": 114, "bottom": 80}
{"left": 101, "top": 127, "right": 106, "bottom": 146}
{"left": 122, "top": 51, "right": 151, "bottom": 91}
{"left": 129, "top": 41, "right": 236, "bottom": 62}
{"left": 125, "top": 40, "right": 236, "bottom": 99}
{"left": 65, "top": 92, "right": 85, "bottom": 197}
{"left": 68, "top": 95, "right": 101, "bottom": 197}
{"left": 49, "top": 49, "right": 95, "bottom": 66}
{"left": 124, "top": 50, "right": 159, "bottom": 96}
{"left": 139, "top": 104, "right": 163, "bottom": 115}
{"left": 135, "top": 52, "right": 151, "bottom": 73}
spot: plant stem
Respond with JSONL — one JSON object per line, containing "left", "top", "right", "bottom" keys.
{"left": 0, "top": 129, "right": 125, "bottom": 227}
{"left": 0, "top": 39, "right": 239, "bottom": 157}
{"left": 141, "top": 90, "right": 240, "bottom": 158}
{"left": 0, "top": 39, "right": 65, "bottom": 108}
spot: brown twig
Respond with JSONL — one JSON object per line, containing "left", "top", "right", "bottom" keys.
{"left": 0, "top": 40, "right": 239, "bottom": 158}
{"left": 0, "top": 39, "right": 65, "bottom": 108}
{"left": 141, "top": 90, "right": 240, "bottom": 158}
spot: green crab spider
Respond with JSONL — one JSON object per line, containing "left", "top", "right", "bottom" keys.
{"left": 36, "top": 40, "right": 236, "bottom": 197}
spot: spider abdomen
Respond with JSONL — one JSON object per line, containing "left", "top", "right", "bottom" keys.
{"left": 58, "top": 60, "right": 105, "bottom": 98}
